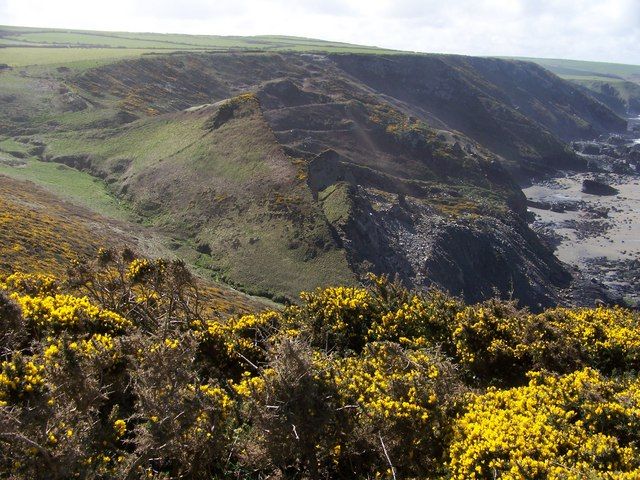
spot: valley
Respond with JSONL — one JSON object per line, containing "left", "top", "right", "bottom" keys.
{"left": 0, "top": 26, "right": 639, "bottom": 310}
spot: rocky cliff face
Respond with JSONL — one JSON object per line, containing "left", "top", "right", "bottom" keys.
{"left": 321, "top": 182, "right": 570, "bottom": 308}
{"left": 22, "top": 52, "right": 628, "bottom": 307}
{"left": 70, "top": 52, "right": 626, "bottom": 177}
{"left": 331, "top": 54, "right": 626, "bottom": 179}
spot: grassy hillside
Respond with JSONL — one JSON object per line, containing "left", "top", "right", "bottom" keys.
{"left": 0, "top": 139, "right": 134, "bottom": 221}
{"left": 510, "top": 57, "right": 640, "bottom": 83}
{"left": 0, "top": 47, "right": 161, "bottom": 68}
{"left": 34, "top": 94, "right": 357, "bottom": 299}
{"left": 0, "top": 43, "right": 624, "bottom": 306}
{"left": 0, "top": 174, "right": 269, "bottom": 315}
{"left": 0, "top": 175, "right": 133, "bottom": 276}
{"left": 24, "top": 52, "right": 572, "bottom": 304}
{"left": 3, "top": 25, "right": 638, "bottom": 109}
{"left": 568, "top": 77, "right": 640, "bottom": 116}
{"left": 0, "top": 25, "right": 629, "bottom": 306}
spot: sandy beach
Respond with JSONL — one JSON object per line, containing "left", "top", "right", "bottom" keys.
{"left": 524, "top": 142, "right": 640, "bottom": 303}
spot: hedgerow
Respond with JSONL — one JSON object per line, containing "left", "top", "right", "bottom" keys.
{"left": 1, "top": 250, "right": 639, "bottom": 479}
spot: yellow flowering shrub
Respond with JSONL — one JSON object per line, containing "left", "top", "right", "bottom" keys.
{"left": 540, "top": 306, "right": 640, "bottom": 371}
{"left": 131, "top": 340, "right": 237, "bottom": 478}
{"left": 0, "top": 175, "right": 130, "bottom": 278}
{"left": 449, "top": 368, "right": 640, "bottom": 479}
{"left": 14, "top": 293, "right": 131, "bottom": 335}
{"left": 125, "top": 258, "right": 154, "bottom": 282}
{"left": 230, "top": 339, "right": 349, "bottom": 474}
{"left": 0, "top": 354, "right": 46, "bottom": 404}
{"left": 196, "top": 382, "right": 235, "bottom": 410}
{"left": 286, "top": 276, "right": 463, "bottom": 355}
{"left": 451, "top": 301, "right": 640, "bottom": 381}
{"left": 334, "top": 343, "right": 442, "bottom": 425}
{"left": 293, "top": 285, "right": 375, "bottom": 351}
{"left": 66, "top": 250, "right": 212, "bottom": 330}
{"left": 4, "top": 255, "right": 640, "bottom": 479}
{"left": 43, "top": 333, "right": 119, "bottom": 363}
{"left": 230, "top": 370, "right": 267, "bottom": 398}
{"left": 195, "top": 310, "right": 281, "bottom": 375}
{"left": 331, "top": 342, "right": 460, "bottom": 476}
{"left": 113, "top": 419, "right": 126, "bottom": 438}
{"left": 367, "top": 290, "right": 460, "bottom": 349}
{"left": 451, "top": 299, "right": 530, "bottom": 380}
{"left": 223, "top": 310, "right": 281, "bottom": 359}
{"left": 0, "top": 272, "right": 59, "bottom": 296}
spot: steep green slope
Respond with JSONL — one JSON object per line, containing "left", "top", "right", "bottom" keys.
{"left": 37, "top": 95, "right": 356, "bottom": 299}
{"left": 569, "top": 78, "right": 640, "bottom": 116}
{"left": 510, "top": 57, "right": 640, "bottom": 83}
{"left": 0, "top": 140, "right": 133, "bottom": 221}
{"left": 10, "top": 52, "right": 576, "bottom": 305}
{"left": 44, "top": 51, "right": 626, "bottom": 176}
{"left": 0, "top": 174, "right": 267, "bottom": 314}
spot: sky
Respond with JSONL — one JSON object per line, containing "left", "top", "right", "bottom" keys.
{"left": 1, "top": 0, "right": 639, "bottom": 64}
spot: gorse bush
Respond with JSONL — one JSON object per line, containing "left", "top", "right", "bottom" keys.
{"left": 452, "top": 300, "right": 640, "bottom": 382}
{"left": 1, "top": 250, "right": 640, "bottom": 478}
{"left": 449, "top": 369, "right": 640, "bottom": 480}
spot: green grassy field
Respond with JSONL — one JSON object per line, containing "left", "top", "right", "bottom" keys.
{"left": 3, "top": 25, "right": 640, "bottom": 77}
{"left": 500, "top": 56, "right": 640, "bottom": 113}
{"left": 0, "top": 157, "right": 134, "bottom": 221}
{"left": 0, "top": 138, "right": 134, "bottom": 221}
{"left": 0, "top": 47, "right": 163, "bottom": 68}
{"left": 504, "top": 56, "right": 640, "bottom": 83}
{"left": 0, "top": 25, "right": 394, "bottom": 68}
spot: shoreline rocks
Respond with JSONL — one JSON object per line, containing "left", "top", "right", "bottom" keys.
{"left": 582, "top": 179, "right": 619, "bottom": 196}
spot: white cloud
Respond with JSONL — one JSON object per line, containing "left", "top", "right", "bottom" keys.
{"left": 1, "top": 0, "right": 638, "bottom": 64}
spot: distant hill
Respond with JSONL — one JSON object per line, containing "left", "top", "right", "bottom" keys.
{"left": 4, "top": 24, "right": 639, "bottom": 115}
{"left": 0, "top": 24, "right": 397, "bottom": 68}
{"left": 507, "top": 57, "right": 640, "bottom": 82}
{"left": 503, "top": 57, "right": 640, "bottom": 115}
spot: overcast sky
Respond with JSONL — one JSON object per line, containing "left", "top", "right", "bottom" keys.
{"left": 2, "top": 0, "right": 639, "bottom": 64}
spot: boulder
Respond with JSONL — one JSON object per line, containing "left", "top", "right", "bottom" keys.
{"left": 582, "top": 179, "right": 619, "bottom": 196}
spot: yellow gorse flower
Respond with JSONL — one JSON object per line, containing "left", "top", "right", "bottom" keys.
{"left": 15, "top": 293, "right": 131, "bottom": 334}
{"left": 449, "top": 368, "right": 640, "bottom": 479}
{"left": 113, "top": 419, "right": 126, "bottom": 438}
